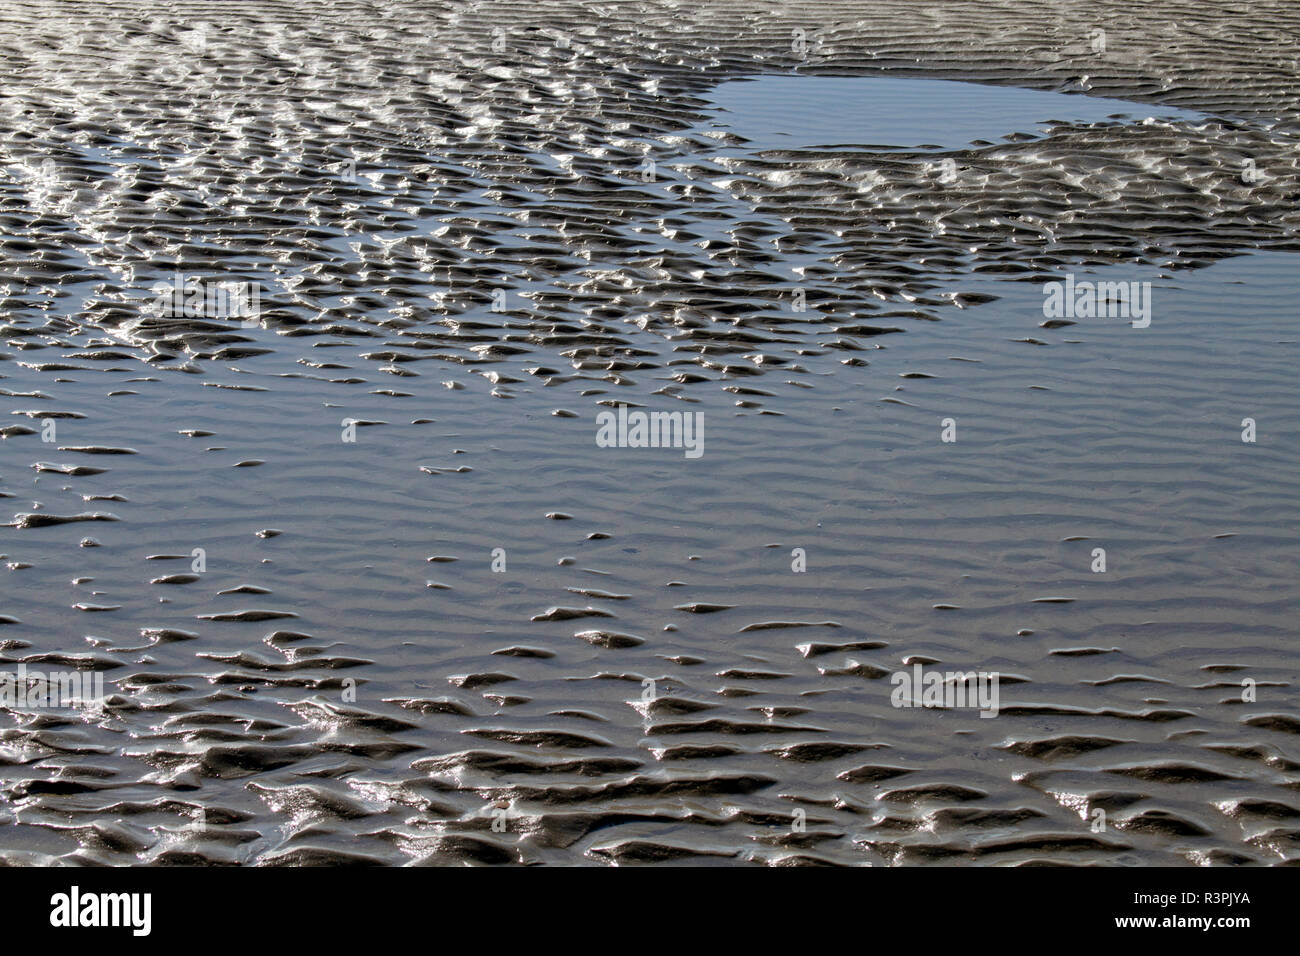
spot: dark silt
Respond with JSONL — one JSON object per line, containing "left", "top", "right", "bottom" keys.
{"left": 0, "top": 0, "right": 1297, "bottom": 866}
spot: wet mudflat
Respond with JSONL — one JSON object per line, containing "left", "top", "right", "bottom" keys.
{"left": 0, "top": 0, "right": 1297, "bottom": 865}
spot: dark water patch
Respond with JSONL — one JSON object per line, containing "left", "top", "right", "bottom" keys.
{"left": 704, "top": 75, "right": 1208, "bottom": 150}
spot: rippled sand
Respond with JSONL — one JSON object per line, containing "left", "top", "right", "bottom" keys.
{"left": 1, "top": 0, "right": 1298, "bottom": 865}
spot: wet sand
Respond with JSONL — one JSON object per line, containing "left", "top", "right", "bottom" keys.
{"left": 1, "top": 0, "right": 1298, "bottom": 865}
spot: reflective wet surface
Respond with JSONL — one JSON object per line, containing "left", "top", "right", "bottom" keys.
{"left": 703, "top": 75, "right": 1208, "bottom": 149}
{"left": 0, "top": 0, "right": 1297, "bottom": 865}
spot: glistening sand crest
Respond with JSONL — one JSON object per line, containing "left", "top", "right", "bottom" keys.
{"left": 0, "top": 0, "right": 1297, "bottom": 865}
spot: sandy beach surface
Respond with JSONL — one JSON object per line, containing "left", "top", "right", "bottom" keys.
{"left": 1, "top": 1, "right": 1298, "bottom": 865}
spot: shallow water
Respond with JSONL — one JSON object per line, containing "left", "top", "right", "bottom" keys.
{"left": 1, "top": 0, "right": 1298, "bottom": 866}
{"left": 705, "top": 75, "right": 1208, "bottom": 149}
